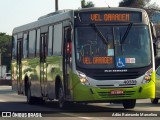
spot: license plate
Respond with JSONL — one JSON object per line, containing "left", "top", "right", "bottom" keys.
{"left": 110, "top": 90, "right": 124, "bottom": 95}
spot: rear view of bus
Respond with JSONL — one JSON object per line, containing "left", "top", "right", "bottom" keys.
{"left": 72, "top": 7, "right": 156, "bottom": 109}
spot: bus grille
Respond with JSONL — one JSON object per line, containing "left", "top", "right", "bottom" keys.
{"left": 98, "top": 91, "right": 135, "bottom": 98}
{"left": 90, "top": 72, "right": 140, "bottom": 80}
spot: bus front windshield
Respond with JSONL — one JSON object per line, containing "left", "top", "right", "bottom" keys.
{"left": 75, "top": 25, "right": 151, "bottom": 69}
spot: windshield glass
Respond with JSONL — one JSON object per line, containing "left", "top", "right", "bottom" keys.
{"left": 75, "top": 25, "right": 151, "bottom": 69}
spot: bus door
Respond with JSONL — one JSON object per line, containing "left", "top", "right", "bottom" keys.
{"left": 16, "top": 39, "right": 22, "bottom": 94}
{"left": 63, "top": 27, "right": 72, "bottom": 97}
{"left": 40, "top": 33, "right": 48, "bottom": 97}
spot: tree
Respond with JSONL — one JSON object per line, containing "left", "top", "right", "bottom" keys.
{"left": 0, "top": 32, "right": 11, "bottom": 71}
{"left": 119, "top": 0, "right": 160, "bottom": 19}
{"left": 81, "top": 0, "right": 94, "bottom": 8}
{"left": 119, "top": 0, "right": 150, "bottom": 8}
{"left": 145, "top": 2, "right": 159, "bottom": 19}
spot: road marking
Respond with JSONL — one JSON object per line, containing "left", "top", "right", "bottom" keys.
{"left": 60, "top": 113, "right": 92, "bottom": 119}
{"left": 78, "top": 117, "right": 93, "bottom": 120}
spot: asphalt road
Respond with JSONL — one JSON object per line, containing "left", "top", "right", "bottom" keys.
{"left": 0, "top": 86, "right": 160, "bottom": 120}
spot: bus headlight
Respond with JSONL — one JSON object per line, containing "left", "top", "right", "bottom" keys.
{"left": 78, "top": 71, "right": 89, "bottom": 85}
{"left": 144, "top": 75, "right": 151, "bottom": 81}
{"left": 142, "top": 68, "right": 152, "bottom": 84}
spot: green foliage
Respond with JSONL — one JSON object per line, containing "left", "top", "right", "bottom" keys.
{"left": 0, "top": 32, "right": 12, "bottom": 71}
{"left": 81, "top": 0, "right": 94, "bottom": 8}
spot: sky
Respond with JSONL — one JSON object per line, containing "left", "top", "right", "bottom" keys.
{"left": 0, "top": 0, "right": 159, "bottom": 35}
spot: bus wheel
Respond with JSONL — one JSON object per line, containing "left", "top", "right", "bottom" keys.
{"left": 26, "top": 84, "right": 35, "bottom": 104}
{"left": 58, "top": 85, "right": 69, "bottom": 109}
{"left": 151, "top": 98, "right": 159, "bottom": 104}
{"left": 58, "top": 85, "right": 65, "bottom": 108}
{"left": 122, "top": 99, "right": 136, "bottom": 109}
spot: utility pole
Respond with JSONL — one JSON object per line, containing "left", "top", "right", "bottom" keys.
{"left": 55, "top": 0, "right": 58, "bottom": 11}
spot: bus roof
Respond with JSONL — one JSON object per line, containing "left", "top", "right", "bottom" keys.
{"left": 74, "top": 7, "right": 146, "bottom": 13}
{"left": 12, "top": 9, "right": 74, "bottom": 34}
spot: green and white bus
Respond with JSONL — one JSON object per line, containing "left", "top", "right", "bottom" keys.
{"left": 12, "top": 7, "right": 156, "bottom": 109}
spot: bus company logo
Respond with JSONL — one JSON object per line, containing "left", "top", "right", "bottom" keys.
{"left": 104, "top": 69, "right": 127, "bottom": 73}
{"left": 2, "top": 112, "right": 11, "bottom": 117}
{"left": 1, "top": 112, "right": 42, "bottom": 117}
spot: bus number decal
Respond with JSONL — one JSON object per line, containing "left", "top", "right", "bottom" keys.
{"left": 124, "top": 80, "right": 137, "bottom": 85}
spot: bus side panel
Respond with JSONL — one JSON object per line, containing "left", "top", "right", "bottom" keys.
{"left": 47, "top": 56, "right": 63, "bottom": 99}
{"left": 23, "top": 58, "right": 41, "bottom": 97}
{"left": 151, "top": 71, "right": 156, "bottom": 98}
{"left": 11, "top": 60, "right": 18, "bottom": 91}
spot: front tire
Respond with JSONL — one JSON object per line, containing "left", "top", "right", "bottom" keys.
{"left": 58, "top": 85, "right": 72, "bottom": 109}
{"left": 122, "top": 99, "right": 136, "bottom": 109}
{"left": 26, "top": 84, "right": 35, "bottom": 104}
{"left": 151, "top": 98, "right": 159, "bottom": 104}
{"left": 58, "top": 85, "right": 65, "bottom": 108}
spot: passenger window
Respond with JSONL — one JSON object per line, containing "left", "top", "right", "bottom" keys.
{"left": 53, "top": 23, "right": 62, "bottom": 55}
{"left": 12, "top": 35, "right": 17, "bottom": 59}
{"left": 29, "top": 30, "right": 36, "bottom": 57}
{"left": 48, "top": 26, "right": 53, "bottom": 56}
{"left": 36, "top": 29, "right": 40, "bottom": 57}
{"left": 23, "top": 33, "right": 29, "bottom": 58}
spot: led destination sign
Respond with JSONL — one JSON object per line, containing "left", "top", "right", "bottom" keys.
{"left": 82, "top": 57, "right": 113, "bottom": 64}
{"left": 77, "top": 11, "right": 142, "bottom": 23}
{"left": 91, "top": 13, "right": 130, "bottom": 22}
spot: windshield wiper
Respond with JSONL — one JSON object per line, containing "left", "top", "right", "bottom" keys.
{"left": 120, "top": 23, "right": 133, "bottom": 44}
{"left": 90, "top": 23, "right": 108, "bottom": 45}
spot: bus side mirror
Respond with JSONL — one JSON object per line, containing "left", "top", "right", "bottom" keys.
{"left": 153, "top": 42, "right": 157, "bottom": 56}
{"left": 154, "top": 36, "right": 160, "bottom": 58}
{"left": 157, "top": 36, "right": 160, "bottom": 49}
{"left": 150, "top": 22, "right": 157, "bottom": 40}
